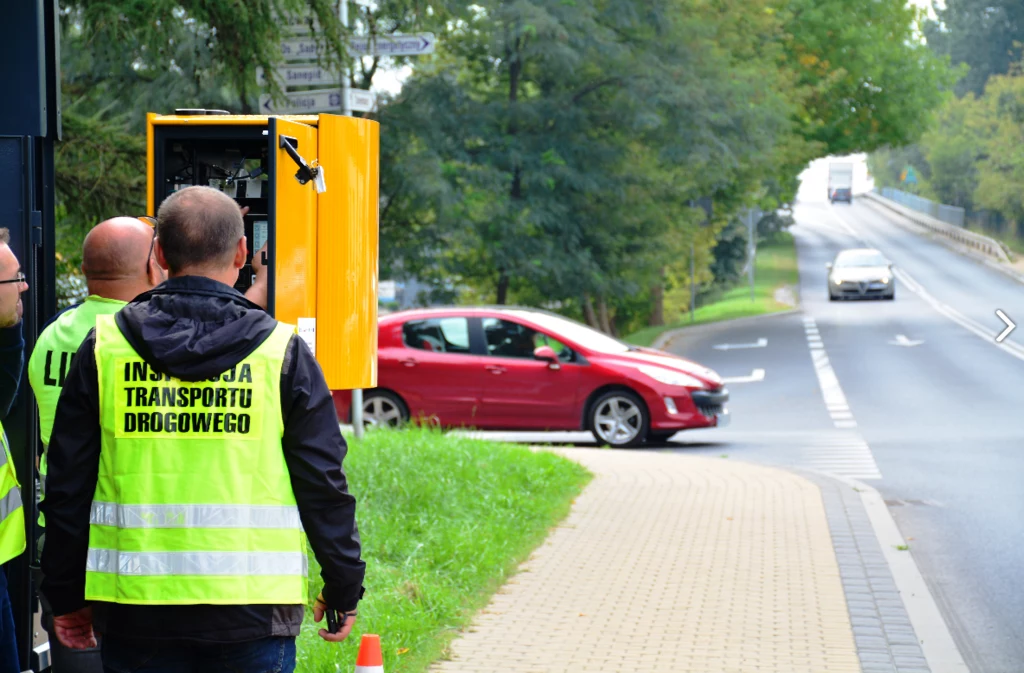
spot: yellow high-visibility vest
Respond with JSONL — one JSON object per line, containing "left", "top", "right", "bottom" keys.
{"left": 0, "top": 421, "right": 26, "bottom": 565}
{"left": 88, "top": 314, "right": 306, "bottom": 605}
{"left": 28, "top": 296, "right": 127, "bottom": 525}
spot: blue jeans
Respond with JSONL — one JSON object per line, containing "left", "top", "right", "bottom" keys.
{"left": 0, "top": 570, "right": 21, "bottom": 673}
{"left": 101, "top": 636, "right": 296, "bottom": 673}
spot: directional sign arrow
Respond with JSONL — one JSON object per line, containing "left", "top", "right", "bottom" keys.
{"left": 889, "top": 334, "right": 923, "bottom": 347}
{"left": 713, "top": 338, "right": 767, "bottom": 351}
{"left": 720, "top": 368, "right": 765, "bottom": 384}
{"left": 996, "top": 309, "right": 1016, "bottom": 343}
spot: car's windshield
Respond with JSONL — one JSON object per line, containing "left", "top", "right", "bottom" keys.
{"left": 505, "top": 310, "right": 632, "bottom": 354}
{"left": 835, "top": 251, "right": 887, "bottom": 267}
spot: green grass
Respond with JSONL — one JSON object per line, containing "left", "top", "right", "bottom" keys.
{"left": 625, "top": 232, "right": 800, "bottom": 347}
{"left": 295, "top": 428, "right": 592, "bottom": 672}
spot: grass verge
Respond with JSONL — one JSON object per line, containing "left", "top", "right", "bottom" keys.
{"left": 296, "top": 428, "right": 592, "bottom": 672}
{"left": 625, "top": 232, "right": 800, "bottom": 347}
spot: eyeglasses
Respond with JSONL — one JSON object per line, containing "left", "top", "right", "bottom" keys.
{"left": 0, "top": 272, "right": 26, "bottom": 286}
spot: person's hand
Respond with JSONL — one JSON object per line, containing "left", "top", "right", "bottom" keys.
{"left": 54, "top": 607, "right": 97, "bottom": 650}
{"left": 240, "top": 205, "right": 250, "bottom": 218}
{"left": 251, "top": 243, "right": 268, "bottom": 278}
{"left": 313, "top": 594, "right": 357, "bottom": 642}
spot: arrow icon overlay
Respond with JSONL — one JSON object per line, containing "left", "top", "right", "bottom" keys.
{"left": 720, "top": 368, "right": 765, "bottom": 384}
{"left": 996, "top": 309, "right": 1016, "bottom": 343}
{"left": 713, "top": 338, "right": 767, "bottom": 351}
{"left": 889, "top": 334, "right": 923, "bottom": 347}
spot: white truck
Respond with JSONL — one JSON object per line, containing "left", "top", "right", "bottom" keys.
{"left": 828, "top": 162, "right": 854, "bottom": 203}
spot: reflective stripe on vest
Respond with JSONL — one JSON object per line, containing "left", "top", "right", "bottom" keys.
{"left": 90, "top": 502, "right": 303, "bottom": 530}
{"left": 87, "top": 549, "right": 308, "bottom": 577}
{"left": 0, "top": 487, "right": 23, "bottom": 523}
{"left": 0, "top": 422, "right": 26, "bottom": 565}
{"left": 88, "top": 316, "right": 304, "bottom": 605}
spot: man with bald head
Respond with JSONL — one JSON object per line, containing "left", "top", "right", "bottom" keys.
{"left": 31, "top": 217, "right": 165, "bottom": 473}
{"left": 28, "top": 216, "right": 164, "bottom": 673}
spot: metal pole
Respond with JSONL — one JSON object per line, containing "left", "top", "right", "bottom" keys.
{"left": 748, "top": 209, "right": 755, "bottom": 302}
{"left": 689, "top": 239, "right": 696, "bottom": 323}
{"left": 340, "top": 0, "right": 364, "bottom": 437}
{"left": 340, "top": 0, "right": 352, "bottom": 116}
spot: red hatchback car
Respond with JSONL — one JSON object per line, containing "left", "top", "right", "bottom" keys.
{"left": 333, "top": 307, "right": 729, "bottom": 447}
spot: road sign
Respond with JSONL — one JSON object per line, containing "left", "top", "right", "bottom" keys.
{"left": 259, "top": 88, "right": 376, "bottom": 115}
{"left": 280, "top": 38, "right": 325, "bottom": 62}
{"left": 259, "top": 89, "right": 343, "bottom": 115}
{"left": 258, "top": 65, "right": 341, "bottom": 88}
{"left": 347, "top": 88, "right": 376, "bottom": 112}
{"left": 379, "top": 280, "right": 397, "bottom": 302}
{"left": 349, "top": 33, "right": 435, "bottom": 57}
{"left": 282, "top": 16, "right": 322, "bottom": 35}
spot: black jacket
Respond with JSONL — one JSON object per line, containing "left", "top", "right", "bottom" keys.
{"left": 40, "top": 277, "right": 365, "bottom": 642}
{"left": 0, "top": 321, "right": 24, "bottom": 419}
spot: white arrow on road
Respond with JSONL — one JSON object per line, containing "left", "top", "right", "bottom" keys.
{"left": 996, "top": 309, "right": 1016, "bottom": 343}
{"left": 721, "top": 368, "right": 765, "bottom": 384}
{"left": 889, "top": 334, "right": 923, "bottom": 347}
{"left": 713, "top": 338, "right": 767, "bottom": 351}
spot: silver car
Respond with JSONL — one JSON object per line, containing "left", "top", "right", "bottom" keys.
{"left": 827, "top": 248, "right": 895, "bottom": 301}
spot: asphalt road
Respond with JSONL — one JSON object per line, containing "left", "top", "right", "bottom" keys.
{"left": 677, "top": 200, "right": 1024, "bottom": 673}
{"left": 473, "top": 197, "right": 1024, "bottom": 672}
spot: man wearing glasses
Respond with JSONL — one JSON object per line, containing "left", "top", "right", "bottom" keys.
{"left": 0, "top": 227, "right": 29, "bottom": 673}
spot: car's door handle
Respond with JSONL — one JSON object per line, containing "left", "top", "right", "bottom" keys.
{"left": 485, "top": 365, "right": 506, "bottom": 375}
{"left": 400, "top": 358, "right": 418, "bottom": 368}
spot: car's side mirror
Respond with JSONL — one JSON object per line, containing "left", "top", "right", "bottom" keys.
{"left": 825, "top": 262, "right": 833, "bottom": 270}
{"left": 533, "top": 346, "right": 560, "bottom": 369}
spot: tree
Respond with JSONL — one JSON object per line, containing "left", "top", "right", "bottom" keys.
{"left": 779, "top": 0, "right": 954, "bottom": 156}
{"left": 924, "top": 0, "right": 1024, "bottom": 97}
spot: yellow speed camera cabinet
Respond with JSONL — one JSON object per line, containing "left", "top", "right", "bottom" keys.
{"left": 146, "top": 110, "right": 379, "bottom": 390}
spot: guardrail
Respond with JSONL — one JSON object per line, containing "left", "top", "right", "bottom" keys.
{"left": 877, "top": 187, "right": 966, "bottom": 228}
{"left": 864, "top": 191, "right": 1011, "bottom": 264}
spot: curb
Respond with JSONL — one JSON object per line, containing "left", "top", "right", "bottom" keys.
{"left": 813, "top": 469, "right": 971, "bottom": 673}
{"left": 650, "top": 308, "right": 801, "bottom": 351}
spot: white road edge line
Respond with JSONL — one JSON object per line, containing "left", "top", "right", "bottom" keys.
{"left": 835, "top": 474, "right": 971, "bottom": 673}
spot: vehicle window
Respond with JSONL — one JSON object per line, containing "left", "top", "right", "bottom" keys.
{"left": 504, "top": 310, "right": 631, "bottom": 354}
{"left": 836, "top": 250, "right": 887, "bottom": 267}
{"left": 482, "top": 318, "right": 574, "bottom": 362}
{"left": 402, "top": 318, "right": 471, "bottom": 354}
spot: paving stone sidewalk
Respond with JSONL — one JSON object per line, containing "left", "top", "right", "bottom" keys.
{"left": 431, "top": 448, "right": 928, "bottom": 673}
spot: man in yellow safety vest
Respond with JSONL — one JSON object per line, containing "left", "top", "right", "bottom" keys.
{"left": 0, "top": 227, "right": 29, "bottom": 673}
{"left": 40, "top": 187, "right": 364, "bottom": 671}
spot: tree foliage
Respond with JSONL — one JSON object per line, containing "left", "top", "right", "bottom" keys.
{"left": 56, "top": 0, "right": 951, "bottom": 333}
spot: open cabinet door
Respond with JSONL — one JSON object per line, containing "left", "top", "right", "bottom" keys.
{"left": 268, "top": 117, "right": 319, "bottom": 332}
{"left": 316, "top": 113, "right": 380, "bottom": 390}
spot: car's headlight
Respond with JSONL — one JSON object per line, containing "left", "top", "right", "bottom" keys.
{"left": 637, "top": 365, "right": 705, "bottom": 388}
{"left": 832, "top": 276, "right": 843, "bottom": 285}
{"left": 880, "top": 275, "right": 890, "bottom": 283}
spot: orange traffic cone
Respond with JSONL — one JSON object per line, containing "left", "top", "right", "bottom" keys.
{"left": 354, "top": 634, "right": 384, "bottom": 673}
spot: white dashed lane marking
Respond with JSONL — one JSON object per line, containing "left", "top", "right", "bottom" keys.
{"left": 800, "top": 315, "right": 882, "bottom": 479}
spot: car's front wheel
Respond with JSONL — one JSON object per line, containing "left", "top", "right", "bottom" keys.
{"left": 589, "top": 390, "right": 649, "bottom": 448}
{"left": 360, "top": 390, "right": 409, "bottom": 428}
